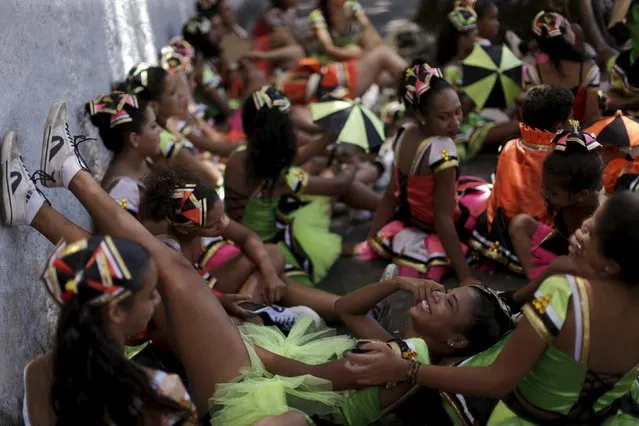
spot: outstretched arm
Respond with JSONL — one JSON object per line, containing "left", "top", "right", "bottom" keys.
{"left": 346, "top": 314, "right": 548, "bottom": 397}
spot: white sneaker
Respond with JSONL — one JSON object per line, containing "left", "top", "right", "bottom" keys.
{"left": 1, "top": 132, "right": 46, "bottom": 226}
{"left": 260, "top": 305, "right": 321, "bottom": 334}
{"left": 39, "top": 100, "right": 86, "bottom": 188}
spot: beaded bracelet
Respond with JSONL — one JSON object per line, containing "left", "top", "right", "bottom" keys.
{"left": 407, "top": 360, "right": 421, "bottom": 385}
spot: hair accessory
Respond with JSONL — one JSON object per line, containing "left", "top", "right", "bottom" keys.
{"left": 402, "top": 63, "right": 444, "bottom": 108}
{"left": 552, "top": 129, "right": 602, "bottom": 152}
{"left": 41, "top": 236, "right": 133, "bottom": 307}
{"left": 471, "top": 285, "right": 515, "bottom": 332}
{"left": 171, "top": 184, "right": 208, "bottom": 229}
{"left": 160, "top": 49, "right": 193, "bottom": 75}
{"left": 165, "top": 38, "right": 196, "bottom": 60}
{"left": 532, "top": 11, "right": 567, "bottom": 38}
{"left": 89, "top": 92, "right": 140, "bottom": 129}
{"left": 252, "top": 85, "right": 292, "bottom": 113}
{"left": 447, "top": 7, "right": 478, "bottom": 32}
{"left": 185, "top": 15, "right": 212, "bottom": 37}
{"left": 127, "top": 63, "right": 153, "bottom": 95}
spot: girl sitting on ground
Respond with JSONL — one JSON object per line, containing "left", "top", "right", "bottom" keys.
{"left": 140, "top": 166, "right": 340, "bottom": 322}
{"left": 224, "top": 86, "right": 380, "bottom": 286}
{"left": 509, "top": 130, "right": 603, "bottom": 280}
{"left": 437, "top": 6, "right": 520, "bottom": 162}
{"left": 358, "top": 63, "right": 490, "bottom": 285}
{"left": 524, "top": 11, "right": 601, "bottom": 124}
{"left": 308, "top": 0, "right": 382, "bottom": 63}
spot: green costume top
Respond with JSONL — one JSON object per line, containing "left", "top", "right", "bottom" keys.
{"left": 443, "top": 275, "right": 639, "bottom": 425}
{"left": 308, "top": 0, "right": 364, "bottom": 64}
{"left": 224, "top": 146, "right": 341, "bottom": 285}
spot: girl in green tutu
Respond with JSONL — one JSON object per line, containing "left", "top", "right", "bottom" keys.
{"left": 346, "top": 192, "right": 639, "bottom": 425}
{"left": 223, "top": 86, "right": 380, "bottom": 286}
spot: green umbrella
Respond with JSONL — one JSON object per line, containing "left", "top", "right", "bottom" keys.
{"left": 310, "top": 96, "right": 385, "bottom": 152}
{"left": 462, "top": 43, "right": 523, "bottom": 109}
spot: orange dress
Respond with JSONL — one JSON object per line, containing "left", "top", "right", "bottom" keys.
{"left": 469, "top": 124, "right": 556, "bottom": 274}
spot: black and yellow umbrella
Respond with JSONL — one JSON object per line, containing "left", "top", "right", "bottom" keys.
{"left": 462, "top": 43, "right": 523, "bottom": 109}
{"left": 585, "top": 110, "right": 639, "bottom": 151}
{"left": 310, "top": 96, "right": 385, "bottom": 152}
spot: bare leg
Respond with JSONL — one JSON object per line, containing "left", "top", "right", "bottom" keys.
{"left": 509, "top": 214, "right": 538, "bottom": 277}
{"left": 210, "top": 252, "right": 261, "bottom": 294}
{"left": 280, "top": 279, "right": 340, "bottom": 322}
{"left": 68, "top": 171, "right": 249, "bottom": 415}
{"left": 341, "top": 180, "right": 381, "bottom": 211}
{"left": 354, "top": 46, "right": 408, "bottom": 96}
{"left": 357, "top": 25, "right": 382, "bottom": 52}
{"left": 31, "top": 203, "right": 90, "bottom": 245}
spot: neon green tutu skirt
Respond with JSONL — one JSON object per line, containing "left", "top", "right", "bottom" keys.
{"left": 279, "top": 195, "right": 342, "bottom": 286}
{"left": 210, "top": 316, "right": 355, "bottom": 425}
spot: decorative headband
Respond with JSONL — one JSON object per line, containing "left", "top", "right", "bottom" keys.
{"left": 171, "top": 184, "right": 208, "bottom": 229}
{"left": 160, "top": 49, "right": 193, "bottom": 75}
{"left": 185, "top": 15, "right": 212, "bottom": 37}
{"left": 532, "top": 11, "right": 567, "bottom": 38}
{"left": 471, "top": 285, "right": 515, "bottom": 331}
{"left": 127, "top": 63, "right": 153, "bottom": 95}
{"left": 448, "top": 7, "right": 478, "bottom": 32}
{"left": 41, "top": 236, "right": 133, "bottom": 307}
{"left": 252, "top": 85, "right": 292, "bottom": 113}
{"left": 89, "top": 92, "right": 140, "bottom": 129}
{"left": 164, "top": 38, "right": 195, "bottom": 60}
{"left": 403, "top": 63, "right": 444, "bottom": 107}
{"left": 552, "top": 129, "right": 602, "bottom": 152}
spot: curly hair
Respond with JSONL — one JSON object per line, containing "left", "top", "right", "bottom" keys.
{"left": 522, "top": 85, "right": 575, "bottom": 131}
{"left": 139, "top": 166, "right": 220, "bottom": 223}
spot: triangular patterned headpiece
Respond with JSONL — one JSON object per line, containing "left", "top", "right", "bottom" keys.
{"left": 41, "top": 236, "right": 133, "bottom": 307}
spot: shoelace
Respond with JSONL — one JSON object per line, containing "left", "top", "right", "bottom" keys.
{"left": 32, "top": 126, "right": 94, "bottom": 186}
{"left": 20, "top": 156, "right": 50, "bottom": 204}
{"left": 68, "top": 123, "right": 93, "bottom": 172}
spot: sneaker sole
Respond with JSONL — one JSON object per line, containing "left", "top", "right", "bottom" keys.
{"left": 1, "top": 132, "right": 16, "bottom": 225}
{"left": 41, "top": 100, "right": 66, "bottom": 188}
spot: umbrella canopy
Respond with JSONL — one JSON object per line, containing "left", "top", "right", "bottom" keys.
{"left": 462, "top": 43, "right": 523, "bottom": 109}
{"left": 585, "top": 110, "right": 639, "bottom": 150}
{"left": 310, "top": 96, "right": 385, "bottom": 152}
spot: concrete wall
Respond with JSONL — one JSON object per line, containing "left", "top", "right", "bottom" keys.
{"left": 0, "top": 1, "right": 200, "bottom": 423}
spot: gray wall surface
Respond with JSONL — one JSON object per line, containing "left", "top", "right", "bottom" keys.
{"left": 0, "top": 0, "right": 199, "bottom": 423}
